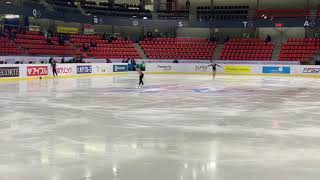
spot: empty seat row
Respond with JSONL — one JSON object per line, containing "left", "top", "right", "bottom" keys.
{"left": 141, "top": 38, "right": 215, "bottom": 60}
{"left": 225, "top": 42, "right": 273, "bottom": 46}
{"left": 28, "top": 49, "right": 81, "bottom": 55}
{"left": 20, "top": 44, "right": 74, "bottom": 50}
{"left": 144, "top": 38, "right": 208, "bottom": 42}
{"left": 287, "top": 38, "right": 320, "bottom": 42}
{"left": 223, "top": 49, "right": 273, "bottom": 53}
{"left": 141, "top": 41, "right": 214, "bottom": 45}
{"left": 281, "top": 50, "right": 318, "bottom": 53}
{"left": 148, "top": 55, "right": 211, "bottom": 60}
{"left": 220, "top": 38, "right": 274, "bottom": 60}
{"left": 0, "top": 48, "right": 24, "bottom": 55}
{"left": 224, "top": 45, "right": 273, "bottom": 50}
{"left": 70, "top": 35, "right": 103, "bottom": 39}
{"left": 278, "top": 38, "right": 319, "bottom": 61}
{"left": 220, "top": 56, "right": 271, "bottom": 60}
{"left": 16, "top": 34, "right": 47, "bottom": 40}
{"left": 144, "top": 48, "right": 213, "bottom": 52}
{"left": 15, "top": 39, "right": 49, "bottom": 44}
{"left": 92, "top": 55, "right": 140, "bottom": 58}
{"left": 88, "top": 47, "right": 136, "bottom": 52}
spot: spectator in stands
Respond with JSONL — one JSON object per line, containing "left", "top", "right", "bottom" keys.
{"left": 103, "top": 33, "right": 108, "bottom": 40}
{"left": 224, "top": 36, "right": 230, "bottom": 42}
{"left": 61, "top": 57, "right": 65, "bottom": 63}
{"left": 79, "top": 54, "right": 84, "bottom": 63}
{"left": 106, "top": 59, "right": 112, "bottom": 63}
{"left": 186, "top": 0, "right": 190, "bottom": 11}
{"left": 173, "top": 59, "right": 179, "bottom": 63}
{"left": 90, "top": 42, "right": 97, "bottom": 48}
{"left": 210, "top": 34, "right": 216, "bottom": 42}
{"left": 122, "top": 58, "right": 129, "bottom": 63}
{"left": 265, "top": 35, "right": 271, "bottom": 43}
{"left": 58, "top": 35, "right": 65, "bottom": 45}
{"left": 107, "top": 37, "right": 112, "bottom": 44}
{"left": 47, "top": 37, "right": 53, "bottom": 45}
{"left": 12, "top": 30, "right": 17, "bottom": 40}
{"left": 82, "top": 44, "right": 89, "bottom": 52}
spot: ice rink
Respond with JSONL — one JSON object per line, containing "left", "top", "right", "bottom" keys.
{"left": 1, "top": 74, "right": 320, "bottom": 180}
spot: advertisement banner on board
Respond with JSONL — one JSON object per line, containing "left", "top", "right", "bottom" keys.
{"left": 0, "top": 67, "right": 19, "bottom": 77}
{"left": 302, "top": 67, "right": 320, "bottom": 74}
{"left": 113, "top": 65, "right": 128, "bottom": 72}
{"left": 157, "top": 64, "right": 173, "bottom": 72}
{"left": 56, "top": 65, "right": 73, "bottom": 76}
{"left": 194, "top": 65, "right": 210, "bottom": 72}
{"left": 77, "top": 65, "right": 92, "bottom": 74}
{"left": 224, "top": 66, "right": 252, "bottom": 73}
{"left": 27, "top": 66, "right": 48, "bottom": 76}
{"left": 262, "top": 66, "right": 290, "bottom": 74}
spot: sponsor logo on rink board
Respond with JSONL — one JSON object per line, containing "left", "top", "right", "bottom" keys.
{"left": 77, "top": 65, "right": 92, "bottom": 74}
{"left": 303, "top": 68, "right": 320, "bottom": 74}
{"left": 194, "top": 65, "right": 209, "bottom": 72}
{"left": 27, "top": 66, "right": 48, "bottom": 76}
{"left": 157, "top": 65, "right": 172, "bottom": 71}
{"left": 262, "top": 66, "right": 290, "bottom": 74}
{"left": 0, "top": 67, "right": 19, "bottom": 77}
{"left": 113, "top": 65, "right": 128, "bottom": 72}
{"left": 224, "top": 66, "right": 252, "bottom": 73}
{"left": 56, "top": 67, "right": 73, "bottom": 74}
{"left": 96, "top": 66, "right": 107, "bottom": 73}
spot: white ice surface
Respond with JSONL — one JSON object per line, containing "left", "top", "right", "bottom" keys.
{"left": 0, "top": 74, "right": 320, "bottom": 180}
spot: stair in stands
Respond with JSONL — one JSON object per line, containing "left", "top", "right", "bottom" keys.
{"left": 134, "top": 43, "right": 147, "bottom": 59}
{"left": 213, "top": 44, "right": 224, "bottom": 60}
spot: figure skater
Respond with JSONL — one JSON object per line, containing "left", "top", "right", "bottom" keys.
{"left": 136, "top": 65, "right": 144, "bottom": 88}
{"left": 208, "top": 60, "right": 221, "bottom": 79}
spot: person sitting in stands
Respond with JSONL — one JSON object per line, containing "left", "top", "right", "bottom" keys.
{"left": 82, "top": 44, "right": 89, "bottom": 52}
{"left": 265, "top": 35, "right": 271, "bottom": 43}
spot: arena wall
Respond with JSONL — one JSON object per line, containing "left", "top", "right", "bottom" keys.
{"left": 145, "top": 63, "right": 320, "bottom": 77}
{"left": 0, "top": 63, "right": 128, "bottom": 81}
{"left": 0, "top": 59, "right": 320, "bottom": 82}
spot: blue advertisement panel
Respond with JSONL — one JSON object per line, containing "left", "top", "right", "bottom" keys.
{"left": 262, "top": 66, "right": 290, "bottom": 74}
{"left": 113, "top": 65, "right": 128, "bottom": 72}
{"left": 77, "top": 65, "right": 92, "bottom": 74}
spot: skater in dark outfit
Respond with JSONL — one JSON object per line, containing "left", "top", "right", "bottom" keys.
{"left": 49, "top": 57, "right": 58, "bottom": 77}
{"left": 137, "top": 66, "right": 144, "bottom": 88}
{"left": 207, "top": 60, "right": 221, "bottom": 79}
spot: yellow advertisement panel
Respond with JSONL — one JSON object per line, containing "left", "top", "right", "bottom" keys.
{"left": 57, "top": 27, "right": 79, "bottom": 34}
{"left": 224, "top": 66, "right": 252, "bottom": 73}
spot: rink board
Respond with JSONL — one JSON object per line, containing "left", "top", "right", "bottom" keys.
{"left": 145, "top": 63, "right": 320, "bottom": 77}
{"left": 0, "top": 63, "right": 128, "bottom": 81}
{"left": 0, "top": 63, "right": 320, "bottom": 81}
